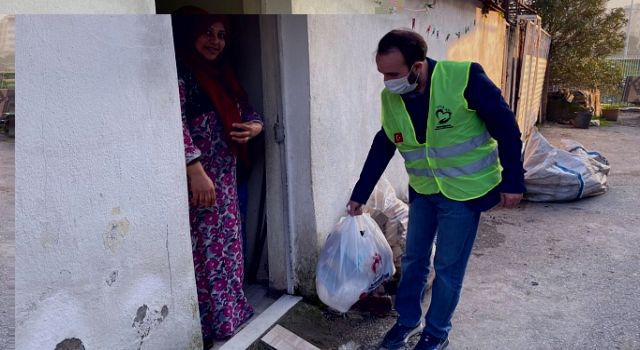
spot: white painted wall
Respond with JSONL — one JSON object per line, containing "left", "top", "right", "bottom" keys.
{"left": 307, "top": 14, "right": 415, "bottom": 267}
{"left": 292, "top": 0, "right": 377, "bottom": 14}
{"left": 155, "top": 0, "right": 243, "bottom": 14}
{"left": 16, "top": 15, "right": 201, "bottom": 350}
{"left": 155, "top": 0, "right": 292, "bottom": 14}
{"left": 302, "top": 1, "right": 508, "bottom": 289}
{"left": 0, "top": 0, "right": 155, "bottom": 14}
{"left": 444, "top": 7, "right": 507, "bottom": 88}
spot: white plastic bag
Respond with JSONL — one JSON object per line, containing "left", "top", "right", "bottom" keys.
{"left": 316, "top": 214, "right": 395, "bottom": 313}
{"left": 364, "top": 177, "right": 408, "bottom": 273}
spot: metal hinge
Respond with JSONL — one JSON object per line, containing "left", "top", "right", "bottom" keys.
{"left": 274, "top": 117, "right": 285, "bottom": 144}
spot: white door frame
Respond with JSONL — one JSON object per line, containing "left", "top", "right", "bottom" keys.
{"left": 260, "top": 15, "right": 293, "bottom": 294}
{"left": 259, "top": 15, "right": 315, "bottom": 295}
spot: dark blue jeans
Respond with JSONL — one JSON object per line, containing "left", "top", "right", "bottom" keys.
{"left": 395, "top": 193, "right": 481, "bottom": 339}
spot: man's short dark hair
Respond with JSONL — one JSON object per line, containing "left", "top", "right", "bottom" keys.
{"left": 377, "top": 29, "right": 428, "bottom": 67}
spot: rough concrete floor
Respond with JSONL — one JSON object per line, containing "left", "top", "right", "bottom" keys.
{"left": 251, "top": 112, "right": 640, "bottom": 350}
{"left": 0, "top": 133, "right": 15, "bottom": 350}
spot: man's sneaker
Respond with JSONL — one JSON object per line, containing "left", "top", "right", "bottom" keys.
{"left": 413, "top": 332, "right": 449, "bottom": 350}
{"left": 381, "top": 321, "right": 425, "bottom": 349}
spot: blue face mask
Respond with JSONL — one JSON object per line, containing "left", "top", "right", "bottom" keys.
{"left": 384, "top": 64, "right": 420, "bottom": 94}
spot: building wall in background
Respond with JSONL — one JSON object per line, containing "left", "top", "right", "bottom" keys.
{"left": 295, "top": 1, "right": 509, "bottom": 292}
{"left": 292, "top": 0, "right": 377, "bottom": 14}
{"left": 155, "top": 0, "right": 243, "bottom": 14}
{"left": 0, "top": 16, "right": 15, "bottom": 55}
{"left": 446, "top": 7, "right": 507, "bottom": 88}
{"left": 155, "top": 0, "right": 292, "bottom": 14}
{"left": 16, "top": 15, "right": 201, "bottom": 349}
{"left": 0, "top": 0, "right": 154, "bottom": 13}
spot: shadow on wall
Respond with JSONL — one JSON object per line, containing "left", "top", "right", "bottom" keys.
{"left": 446, "top": 8, "right": 506, "bottom": 87}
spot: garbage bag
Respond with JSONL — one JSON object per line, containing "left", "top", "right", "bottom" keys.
{"left": 364, "top": 177, "right": 408, "bottom": 273}
{"left": 316, "top": 214, "right": 395, "bottom": 313}
{"left": 523, "top": 127, "right": 610, "bottom": 202}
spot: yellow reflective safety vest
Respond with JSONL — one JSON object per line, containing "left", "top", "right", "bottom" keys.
{"left": 381, "top": 60, "right": 502, "bottom": 201}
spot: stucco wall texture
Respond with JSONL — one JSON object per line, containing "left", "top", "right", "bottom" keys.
{"left": 292, "top": 0, "right": 377, "bottom": 14}
{"left": 0, "top": 0, "right": 155, "bottom": 14}
{"left": 15, "top": 16, "right": 201, "bottom": 350}
{"left": 447, "top": 8, "right": 507, "bottom": 88}
{"left": 307, "top": 2, "right": 508, "bottom": 245}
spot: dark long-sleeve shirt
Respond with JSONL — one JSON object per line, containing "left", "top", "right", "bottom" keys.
{"left": 350, "top": 58, "right": 525, "bottom": 212}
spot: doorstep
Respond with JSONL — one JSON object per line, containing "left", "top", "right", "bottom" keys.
{"left": 213, "top": 294, "right": 302, "bottom": 350}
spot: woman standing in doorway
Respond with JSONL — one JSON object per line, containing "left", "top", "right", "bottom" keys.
{"left": 172, "top": 9, "right": 263, "bottom": 347}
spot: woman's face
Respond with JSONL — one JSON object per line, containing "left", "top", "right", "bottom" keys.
{"left": 195, "top": 22, "right": 226, "bottom": 61}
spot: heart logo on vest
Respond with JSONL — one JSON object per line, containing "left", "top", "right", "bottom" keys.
{"left": 435, "top": 106, "right": 452, "bottom": 124}
{"left": 435, "top": 105, "right": 454, "bottom": 130}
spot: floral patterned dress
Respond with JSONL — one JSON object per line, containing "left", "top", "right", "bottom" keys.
{"left": 178, "top": 64, "right": 261, "bottom": 342}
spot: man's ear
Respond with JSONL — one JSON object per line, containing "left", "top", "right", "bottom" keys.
{"left": 408, "top": 62, "right": 421, "bottom": 82}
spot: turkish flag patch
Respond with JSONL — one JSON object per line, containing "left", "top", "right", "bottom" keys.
{"left": 394, "top": 132, "right": 403, "bottom": 144}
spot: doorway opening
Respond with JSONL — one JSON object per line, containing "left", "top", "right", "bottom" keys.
{"left": 169, "top": 14, "right": 287, "bottom": 349}
{"left": 225, "top": 13, "right": 273, "bottom": 307}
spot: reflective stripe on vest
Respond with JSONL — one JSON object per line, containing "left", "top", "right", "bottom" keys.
{"left": 399, "top": 131, "right": 492, "bottom": 161}
{"left": 380, "top": 60, "right": 503, "bottom": 200}
{"left": 406, "top": 149, "right": 498, "bottom": 178}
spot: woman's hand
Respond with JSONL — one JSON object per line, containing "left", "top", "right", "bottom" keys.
{"left": 230, "top": 122, "right": 263, "bottom": 144}
{"left": 187, "top": 161, "right": 216, "bottom": 207}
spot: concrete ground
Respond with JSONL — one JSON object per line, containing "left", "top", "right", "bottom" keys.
{"left": 251, "top": 111, "right": 640, "bottom": 350}
{"left": 0, "top": 133, "right": 15, "bottom": 350}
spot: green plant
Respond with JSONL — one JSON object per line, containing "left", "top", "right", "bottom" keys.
{"left": 0, "top": 81, "right": 14, "bottom": 89}
{"left": 601, "top": 102, "right": 623, "bottom": 110}
{"left": 593, "top": 116, "right": 611, "bottom": 126}
{"left": 531, "top": 0, "right": 627, "bottom": 91}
